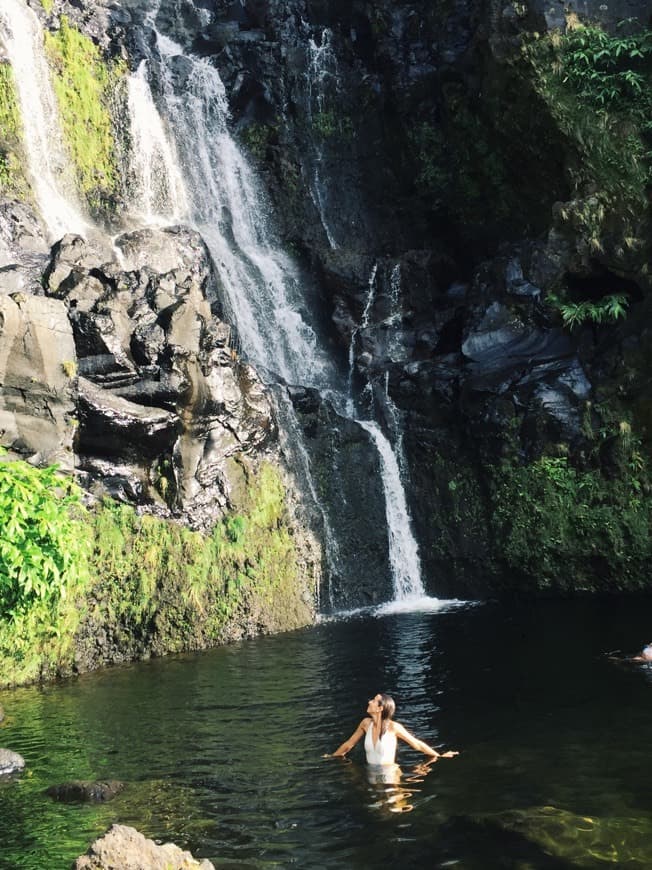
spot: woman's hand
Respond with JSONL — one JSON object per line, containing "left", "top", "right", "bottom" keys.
{"left": 439, "top": 750, "right": 459, "bottom": 758}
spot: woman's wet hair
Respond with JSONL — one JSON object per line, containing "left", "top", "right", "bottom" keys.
{"left": 379, "top": 693, "right": 395, "bottom": 735}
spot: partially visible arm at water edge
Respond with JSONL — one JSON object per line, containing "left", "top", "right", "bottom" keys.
{"left": 393, "top": 722, "right": 459, "bottom": 760}
{"left": 324, "top": 719, "right": 368, "bottom": 757}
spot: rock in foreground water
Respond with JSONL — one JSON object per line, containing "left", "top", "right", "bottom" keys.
{"left": 74, "top": 824, "right": 215, "bottom": 869}
{"left": 0, "top": 749, "right": 25, "bottom": 776}
{"left": 46, "top": 780, "right": 124, "bottom": 802}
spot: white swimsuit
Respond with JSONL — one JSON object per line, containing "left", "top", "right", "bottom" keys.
{"left": 364, "top": 723, "right": 397, "bottom": 765}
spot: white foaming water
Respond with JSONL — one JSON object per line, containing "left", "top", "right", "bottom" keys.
{"left": 125, "top": 62, "right": 189, "bottom": 224}
{"left": 151, "top": 31, "right": 334, "bottom": 388}
{"left": 0, "top": 0, "right": 89, "bottom": 241}
{"left": 318, "top": 597, "right": 474, "bottom": 622}
{"left": 359, "top": 419, "right": 424, "bottom": 599}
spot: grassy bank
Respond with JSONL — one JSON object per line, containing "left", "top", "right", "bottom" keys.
{"left": 0, "top": 458, "right": 314, "bottom": 688}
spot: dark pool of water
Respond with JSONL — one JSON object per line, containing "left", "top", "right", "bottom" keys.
{"left": 1, "top": 597, "right": 652, "bottom": 869}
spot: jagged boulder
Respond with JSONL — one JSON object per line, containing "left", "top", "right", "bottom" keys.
{"left": 74, "top": 824, "right": 215, "bottom": 870}
{"left": 43, "top": 225, "right": 275, "bottom": 528}
{"left": 0, "top": 291, "right": 77, "bottom": 468}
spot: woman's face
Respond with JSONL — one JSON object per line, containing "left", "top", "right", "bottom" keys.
{"left": 367, "top": 694, "right": 383, "bottom": 715}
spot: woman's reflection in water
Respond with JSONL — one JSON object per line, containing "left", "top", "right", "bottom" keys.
{"left": 363, "top": 759, "right": 437, "bottom": 814}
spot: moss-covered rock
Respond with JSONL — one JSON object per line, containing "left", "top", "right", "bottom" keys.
{"left": 44, "top": 16, "right": 123, "bottom": 215}
{"left": 0, "top": 61, "right": 28, "bottom": 198}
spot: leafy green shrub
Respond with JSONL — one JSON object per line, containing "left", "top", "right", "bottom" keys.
{"left": 548, "top": 292, "right": 629, "bottom": 328}
{"left": 524, "top": 22, "right": 652, "bottom": 199}
{"left": 0, "top": 456, "right": 89, "bottom": 620}
{"left": 492, "top": 454, "right": 651, "bottom": 591}
{"left": 0, "top": 457, "right": 90, "bottom": 686}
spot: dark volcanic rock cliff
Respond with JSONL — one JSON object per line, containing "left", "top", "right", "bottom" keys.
{"left": 1, "top": 0, "right": 651, "bottom": 606}
{"left": 166, "top": 0, "right": 652, "bottom": 595}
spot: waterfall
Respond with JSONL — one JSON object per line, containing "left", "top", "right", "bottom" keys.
{"left": 359, "top": 420, "right": 424, "bottom": 601}
{"left": 0, "top": 0, "right": 429, "bottom": 608}
{"left": 344, "top": 263, "right": 425, "bottom": 603}
{"left": 138, "top": 19, "right": 430, "bottom": 604}
{"left": 305, "top": 27, "right": 339, "bottom": 250}
{"left": 148, "top": 30, "right": 334, "bottom": 390}
{"left": 125, "top": 62, "right": 189, "bottom": 224}
{"left": 0, "top": 0, "right": 89, "bottom": 242}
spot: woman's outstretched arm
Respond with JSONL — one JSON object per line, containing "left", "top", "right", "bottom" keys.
{"left": 324, "top": 719, "right": 369, "bottom": 757}
{"left": 393, "top": 721, "right": 459, "bottom": 760}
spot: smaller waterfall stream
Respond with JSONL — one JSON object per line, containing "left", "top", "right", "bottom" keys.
{"left": 125, "top": 62, "right": 189, "bottom": 224}
{"left": 0, "top": 0, "right": 89, "bottom": 242}
{"left": 358, "top": 420, "right": 424, "bottom": 601}
{"left": 305, "top": 27, "right": 339, "bottom": 250}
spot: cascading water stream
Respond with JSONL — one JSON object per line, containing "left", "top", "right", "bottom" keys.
{"left": 0, "top": 0, "right": 89, "bottom": 242}
{"left": 345, "top": 264, "right": 427, "bottom": 604}
{"left": 358, "top": 419, "right": 425, "bottom": 602}
{"left": 148, "top": 29, "right": 334, "bottom": 390}
{"left": 125, "top": 62, "right": 189, "bottom": 224}
{"left": 132, "top": 8, "right": 430, "bottom": 607}
{"left": 305, "top": 27, "right": 339, "bottom": 250}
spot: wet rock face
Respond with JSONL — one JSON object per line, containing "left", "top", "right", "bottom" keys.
{"left": 41, "top": 226, "right": 274, "bottom": 528}
{"left": 0, "top": 199, "right": 50, "bottom": 268}
{"left": 0, "top": 220, "right": 275, "bottom": 531}
{"left": 286, "top": 386, "right": 394, "bottom": 608}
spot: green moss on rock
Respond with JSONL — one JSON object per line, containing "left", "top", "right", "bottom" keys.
{"left": 0, "top": 62, "right": 28, "bottom": 197}
{"left": 44, "top": 17, "right": 123, "bottom": 210}
{"left": 490, "top": 454, "right": 652, "bottom": 593}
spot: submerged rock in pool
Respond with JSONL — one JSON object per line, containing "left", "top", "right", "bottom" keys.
{"left": 46, "top": 780, "right": 125, "bottom": 803}
{"left": 0, "top": 749, "right": 25, "bottom": 776}
{"left": 74, "top": 824, "right": 215, "bottom": 869}
{"left": 471, "top": 805, "right": 652, "bottom": 867}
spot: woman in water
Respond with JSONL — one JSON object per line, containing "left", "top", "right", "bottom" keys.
{"left": 632, "top": 642, "right": 652, "bottom": 662}
{"left": 325, "top": 693, "right": 459, "bottom": 766}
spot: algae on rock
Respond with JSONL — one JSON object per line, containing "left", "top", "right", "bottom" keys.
{"left": 0, "top": 61, "right": 28, "bottom": 197}
{"left": 44, "top": 16, "right": 123, "bottom": 213}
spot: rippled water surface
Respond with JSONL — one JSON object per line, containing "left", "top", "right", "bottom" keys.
{"left": 1, "top": 598, "right": 652, "bottom": 869}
